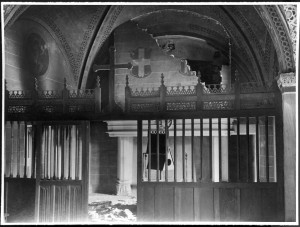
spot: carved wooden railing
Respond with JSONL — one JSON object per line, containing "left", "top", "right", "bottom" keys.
{"left": 5, "top": 78, "right": 101, "bottom": 116}
{"left": 125, "top": 73, "right": 278, "bottom": 112}
{"left": 5, "top": 73, "right": 279, "bottom": 118}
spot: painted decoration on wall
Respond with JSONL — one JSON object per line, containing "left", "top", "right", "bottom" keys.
{"left": 26, "top": 33, "right": 49, "bottom": 77}
{"left": 130, "top": 47, "right": 152, "bottom": 78}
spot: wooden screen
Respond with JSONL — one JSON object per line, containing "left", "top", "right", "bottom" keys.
{"left": 5, "top": 121, "right": 35, "bottom": 179}
{"left": 4, "top": 121, "right": 90, "bottom": 223}
{"left": 137, "top": 115, "right": 283, "bottom": 222}
{"left": 141, "top": 117, "right": 277, "bottom": 183}
{"left": 36, "top": 122, "right": 89, "bottom": 223}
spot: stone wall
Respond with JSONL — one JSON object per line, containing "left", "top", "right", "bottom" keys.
{"left": 90, "top": 121, "right": 118, "bottom": 194}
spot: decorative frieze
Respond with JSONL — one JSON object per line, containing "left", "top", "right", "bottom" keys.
{"left": 277, "top": 72, "right": 296, "bottom": 93}
{"left": 282, "top": 5, "right": 297, "bottom": 63}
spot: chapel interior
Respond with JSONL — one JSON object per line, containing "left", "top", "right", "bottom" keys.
{"left": 2, "top": 3, "right": 297, "bottom": 224}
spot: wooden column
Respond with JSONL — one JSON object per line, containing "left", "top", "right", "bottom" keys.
{"left": 277, "top": 72, "right": 296, "bottom": 221}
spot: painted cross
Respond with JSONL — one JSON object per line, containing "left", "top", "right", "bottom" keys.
{"left": 130, "top": 48, "right": 152, "bottom": 78}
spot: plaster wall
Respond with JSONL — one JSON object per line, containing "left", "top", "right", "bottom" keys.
{"left": 4, "top": 19, "right": 74, "bottom": 90}
{"left": 114, "top": 22, "right": 205, "bottom": 110}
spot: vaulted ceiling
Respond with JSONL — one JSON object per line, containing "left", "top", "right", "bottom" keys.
{"left": 4, "top": 4, "right": 296, "bottom": 90}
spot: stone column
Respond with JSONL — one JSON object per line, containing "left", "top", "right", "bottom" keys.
{"left": 277, "top": 72, "right": 296, "bottom": 221}
{"left": 117, "top": 137, "right": 134, "bottom": 196}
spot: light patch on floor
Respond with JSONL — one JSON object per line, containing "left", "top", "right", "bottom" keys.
{"left": 88, "top": 193, "right": 137, "bottom": 223}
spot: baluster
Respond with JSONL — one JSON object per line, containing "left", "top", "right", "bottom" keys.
{"left": 227, "top": 118, "right": 231, "bottom": 182}
{"left": 31, "top": 123, "right": 35, "bottom": 178}
{"left": 199, "top": 118, "right": 203, "bottom": 181}
{"left": 191, "top": 118, "right": 195, "bottom": 182}
{"left": 54, "top": 126, "right": 58, "bottom": 180}
{"left": 246, "top": 117, "right": 250, "bottom": 182}
{"left": 10, "top": 121, "right": 14, "bottom": 177}
{"left": 218, "top": 118, "right": 222, "bottom": 182}
{"left": 17, "top": 121, "right": 20, "bottom": 178}
{"left": 41, "top": 126, "right": 45, "bottom": 179}
{"left": 209, "top": 118, "right": 212, "bottom": 181}
{"left": 68, "top": 126, "right": 72, "bottom": 180}
{"left": 266, "top": 116, "right": 269, "bottom": 182}
{"left": 182, "top": 119, "right": 186, "bottom": 182}
{"left": 174, "top": 119, "right": 177, "bottom": 182}
{"left": 24, "top": 122, "right": 28, "bottom": 178}
{"left": 75, "top": 126, "right": 79, "bottom": 180}
{"left": 236, "top": 117, "right": 240, "bottom": 182}
{"left": 148, "top": 120, "right": 151, "bottom": 181}
{"left": 165, "top": 119, "right": 169, "bottom": 182}
{"left": 256, "top": 117, "right": 260, "bottom": 182}
{"left": 156, "top": 120, "right": 160, "bottom": 182}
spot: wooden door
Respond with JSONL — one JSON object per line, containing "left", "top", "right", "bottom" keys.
{"left": 35, "top": 121, "right": 90, "bottom": 223}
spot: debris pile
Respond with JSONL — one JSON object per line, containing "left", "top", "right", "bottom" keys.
{"left": 88, "top": 200, "right": 137, "bottom": 222}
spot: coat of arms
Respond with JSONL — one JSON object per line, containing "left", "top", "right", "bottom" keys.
{"left": 130, "top": 48, "right": 152, "bottom": 78}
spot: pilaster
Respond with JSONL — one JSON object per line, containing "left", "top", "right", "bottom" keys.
{"left": 277, "top": 72, "right": 296, "bottom": 222}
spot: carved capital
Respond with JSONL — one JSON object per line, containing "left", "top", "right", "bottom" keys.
{"left": 277, "top": 72, "right": 296, "bottom": 93}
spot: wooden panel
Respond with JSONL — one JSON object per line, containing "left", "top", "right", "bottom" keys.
{"left": 240, "top": 188, "right": 262, "bottom": 221}
{"left": 194, "top": 187, "right": 214, "bottom": 221}
{"left": 5, "top": 179, "right": 36, "bottom": 223}
{"left": 154, "top": 187, "right": 174, "bottom": 222}
{"left": 175, "top": 187, "right": 194, "bottom": 221}
{"left": 261, "top": 188, "right": 279, "bottom": 221}
{"left": 141, "top": 186, "right": 155, "bottom": 221}
{"left": 39, "top": 184, "right": 82, "bottom": 223}
{"left": 219, "top": 188, "right": 240, "bottom": 221}
{"left": 201, "top": 137, "right": 211, "bottom": 181}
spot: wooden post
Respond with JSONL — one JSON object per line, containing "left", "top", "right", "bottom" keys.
{"left": 95, "top": 76, "right": 101, "bottom": 113}
{"left": 108, "top": 46, "right": 116, "bottom": 112}
{"left": 234, "top": 70, "right": 240, "bottom": 110}
{"left": 125, "top": 75, "right": 131, "bottom": 112}
{"left": 5, "top": 80, "right": 9, "bottom": 114}
{"left": 160, "top": 73, "right": 166, "bottom": 112}
{"left": 196, "top": 74, "right": 203, "bottom": 111}
{"left": 33, "top": 77, "right": 38, "bottom": 114}
{"left": 34, "top": 122, "right": 42, "bottom": 222}
{"left": 63, "top": 78, "right": 68, "bottom": 114}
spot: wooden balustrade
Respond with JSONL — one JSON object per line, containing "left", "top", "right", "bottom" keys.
{"left": 125, "top": 73, "right": 278, "bottom": 113}
{"left": 5, "top": 77, "right": 101, "bottom": 118}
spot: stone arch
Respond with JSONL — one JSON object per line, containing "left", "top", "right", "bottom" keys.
{"left": 255, "top": 5, "right": 295, "bottom": 73}
{"left": 4, "top": 5, "right": 30, "bottom": 28}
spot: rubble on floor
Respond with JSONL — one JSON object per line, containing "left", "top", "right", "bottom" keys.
{"left": 88, "top": 198, "right": 137, "bottom": 222}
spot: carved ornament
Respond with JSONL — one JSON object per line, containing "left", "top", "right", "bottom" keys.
{"left": 277, "top": 72, "right": 296, "bottom": 93}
